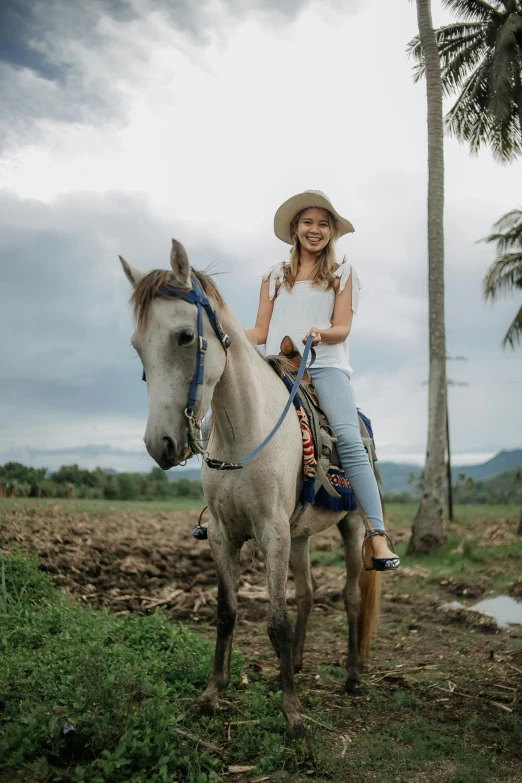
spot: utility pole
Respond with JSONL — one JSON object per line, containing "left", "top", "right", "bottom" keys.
{"left": 446, "top": 396, "right": 453, "bottom": 521}
{"left": 424, "top": 356, "right": 468, "bottom": 521}
{"left": 445, "top": 376, "right": 468, "bottom": 520}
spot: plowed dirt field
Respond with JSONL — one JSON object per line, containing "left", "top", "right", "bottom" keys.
{"left": 1, "top": 499, "right": 521, "bottom": 782}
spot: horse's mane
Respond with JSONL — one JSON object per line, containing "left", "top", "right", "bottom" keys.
{"left": 265, "top": 354, "right": 294, "bottom": 376}
{"left": 131, "top": 267, "right": 293, "bottom": 381}
{"left": 130, "top": 269, "right": 226, "bottom": 332}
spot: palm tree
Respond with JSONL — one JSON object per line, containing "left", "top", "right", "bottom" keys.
{"left": 407, "top": 0, "right": 522, "bottom": 163}
{"left": 407, "top": 0, "right": 448, "bottom": 554}
{"left": 481, "top": 207, "right": 522, "bottom": 347}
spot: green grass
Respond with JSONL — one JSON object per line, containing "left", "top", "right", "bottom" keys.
{"left": 312, "top": 504, "right": 522, "bottom": 589}
{"left": 384, "top": 502, "right": 521, "bottom": 529}
{"left": 312, "top": 533, "right": 522, "bottom": 594}
{"left": 2, "top": 505, "right": 521, "bottom": 782}
{"left": 0, "top": 496, "right": 203, "bottom": 518}
{"left": 1, "top": 549, "right": 221, "bottom": 782}
{"left": 2, "top": 550, "right": 521, "bottom": 783}
{"left": 0, "top": 550, "right": 320, "bottom": 782}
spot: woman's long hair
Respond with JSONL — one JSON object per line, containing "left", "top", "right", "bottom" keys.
{"left": 282, "top": 208, "right": 343, "bottom": 291}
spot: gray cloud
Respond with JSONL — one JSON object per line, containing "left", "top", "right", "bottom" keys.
{"left": 0, "top": 190, "right": 241, "bottom": 443}
{"left": 0, "top": 0, "right": 362, "bottom": 144}
{"left": 1, "top": 0, "right": 520, "bottom": 469}
{"left": 1, "top": 184, "right": 520, "bottom": 470}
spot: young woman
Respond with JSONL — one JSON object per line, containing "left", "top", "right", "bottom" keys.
{"left": 246, "top": 190, "right": 400, "bottom": 570}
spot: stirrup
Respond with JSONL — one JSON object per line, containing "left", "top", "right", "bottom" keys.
{"left": 362, "top": 531, "right": 400, "bottom": 572}
{"left": 192, "top": 507, "right": 209, "bottom": 540}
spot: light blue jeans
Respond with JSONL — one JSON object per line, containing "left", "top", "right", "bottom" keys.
{"left": 309, "top": 366, "right": 385, "bottom": 534}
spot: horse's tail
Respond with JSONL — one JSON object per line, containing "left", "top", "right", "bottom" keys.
{"left": 357, "top": 464, "right": 386, "bottom": 660}
{"left": 357, "top": 556, "right": 383, "bottom": 662}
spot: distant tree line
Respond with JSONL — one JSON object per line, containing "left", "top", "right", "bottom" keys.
{"left": 384, "top": 469, "right": 522, "bottom": 506}
{"left": 0, "top": 462, "right": 203, "bottom": 501}
{"left": 2, "top": 461, "right": 520, "bottom": 507}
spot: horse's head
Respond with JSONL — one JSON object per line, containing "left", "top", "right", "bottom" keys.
{"left": 120, "top": 240, "right": 228, "bottom": 469}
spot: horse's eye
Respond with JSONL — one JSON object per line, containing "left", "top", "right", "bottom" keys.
{"left": 178, "top": 329, "right": 195, "bottom": 346}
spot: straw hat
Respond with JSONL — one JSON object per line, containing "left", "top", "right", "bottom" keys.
{"left": 274, "top": 189, "right": 355, "bottom": 245}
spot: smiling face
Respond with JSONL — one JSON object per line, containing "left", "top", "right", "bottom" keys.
{"left": 294, "top": 207, "right": 334, "bottom": 256}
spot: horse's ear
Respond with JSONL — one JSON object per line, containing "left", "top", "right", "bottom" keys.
{"left": 119, "top": 256, "right": 146, "bottom": 287}
{"left": 170, "top": 239, "right": 191, "bottom": 288}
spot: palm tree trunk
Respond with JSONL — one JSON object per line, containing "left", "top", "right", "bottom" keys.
{"left": 408, "top": 0, "right": 448, "bottom": 554}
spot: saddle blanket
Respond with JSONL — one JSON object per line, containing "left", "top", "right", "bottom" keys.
{"left": 281, "top": 373, "right": 376, "bottom": 512}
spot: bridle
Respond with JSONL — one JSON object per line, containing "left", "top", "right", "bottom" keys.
{"left": 141, "top": 273, "right": 230, "bottom": 455}
{"left": 141, "top": 274, "right": 314, "bottom": 470}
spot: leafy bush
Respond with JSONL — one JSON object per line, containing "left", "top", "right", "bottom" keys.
{"left": 0, "top": 462, "right": 203, "bottom": 502}
{"left": 0, "top": 550, "right": 222, "bottom": 782}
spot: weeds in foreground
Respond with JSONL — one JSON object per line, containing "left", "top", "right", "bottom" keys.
{"left": 1, "top": 549, "right": 520, "bottom": 783}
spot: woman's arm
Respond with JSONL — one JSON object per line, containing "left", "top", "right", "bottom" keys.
{"left": 303, "top": 271, "right": 354, "bottom": 346}
{"left": 245, "top": 278, "right": 274, "bottom": 345}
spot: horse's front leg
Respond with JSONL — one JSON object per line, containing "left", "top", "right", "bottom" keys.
{"left": 337, "top": 512, "right": 366, "bottom": 693}
{"left": 195, "top": 527, "right": 241, "bottom": 714}
{"left": 261, "top": 526, "right": 305, "bottom": 739}
{"left": 289, "top": 536, "right": 313, "bottom": 672}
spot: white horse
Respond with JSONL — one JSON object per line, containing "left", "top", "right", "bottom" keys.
{"left": 120, "top": 240, "right": 382, "bottom": 738}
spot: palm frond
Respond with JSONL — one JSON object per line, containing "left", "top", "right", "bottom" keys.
{"left": 481, "top": 208, "right": 522, "bottom": 250}
{"left": 439, "top": 30, "right": 488, "bottom": 94}
{"left": 442, "top": 0, "right": 506, "bottom": 23}
{"left": 492, "top": 208, "right": 522, "bottom": 232}
{"left": 445, "top": 54, "right": 522, "bottom": 160}
{"left": 483, "top": 109, "right": 522, "bottom": 161}
{"left": 502, "top": 303, "right": 522, "bottom": 348}
{"left": 483, "top": 253, "right": 522, "bottom": 300}
{"left": 445, "top": 57, "right": 492, "bottom": 139}
{"left": 406, "top": 23, "right": 485, "bottom": 86}
{"left": 489, "top": 13, "right": 522, "bottom": 121}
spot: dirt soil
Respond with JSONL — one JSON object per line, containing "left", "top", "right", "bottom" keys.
{"left": 2, "top": 502, "right": 522, "bottom": 782}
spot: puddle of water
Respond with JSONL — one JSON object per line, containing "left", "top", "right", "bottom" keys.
{"left": 469, "top": 595, "right": 522, "bottom": 629}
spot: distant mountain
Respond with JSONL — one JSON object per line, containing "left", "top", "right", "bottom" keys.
{"left": 165, "top": 452, "right": 522, "bottom": 494}
{"left": 377, "top": 463, "right": 422, "bottom": 495}
{"left": 92, "top": 450, "right": 522, "bottom": 495}
{"left": 454, "top": 450, "right": 522, "bottom": 481}
{"left": 379, "top": 449, "right": 522, "bottom": 496}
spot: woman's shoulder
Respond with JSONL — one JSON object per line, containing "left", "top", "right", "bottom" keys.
{"left": 333, "top": 260, "right": 361, "bottom": 288}
{"left": 262, "top": 261, "right": 287, "bottom": 280}
{"left": 333, "top": 260, "right": 361, "bottom": 313}
{"left": 262, "top": 262, "right": 287, "bottom": 300}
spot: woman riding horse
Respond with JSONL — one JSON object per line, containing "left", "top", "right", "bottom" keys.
{"left": 119, "top": 194, "right": 397, "bottom": 738}
{"left": 246, "top": 190, "right": 400, "bottom": 570}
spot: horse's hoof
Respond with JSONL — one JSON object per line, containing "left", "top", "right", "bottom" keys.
{"left": 344, "top": 678, "right": 367, "bottom": 696}
{"left": 192, "top": 694, "right": 217, "bottom": 716}
{"left": 285, "top": 721, "right": 310, "bottom": 743}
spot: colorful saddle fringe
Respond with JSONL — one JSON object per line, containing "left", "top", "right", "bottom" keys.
{"left": 282, "top": 375, "right": 374, "bottom": 513}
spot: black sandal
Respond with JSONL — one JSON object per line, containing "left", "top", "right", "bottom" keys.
{"left": 362, "top": 531, "right": 400, "bottom": 572}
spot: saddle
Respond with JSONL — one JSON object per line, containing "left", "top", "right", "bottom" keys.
{"left": 278, "top": 337, "right": 377, "bottom": 503}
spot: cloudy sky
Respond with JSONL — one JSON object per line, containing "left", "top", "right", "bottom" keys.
{"left": 1, "top": 0, "right": 521, "bottom": 473}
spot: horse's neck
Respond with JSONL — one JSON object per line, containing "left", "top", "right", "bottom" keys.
{"left": 210, "top": 308, "right": 286, "bottom": 455}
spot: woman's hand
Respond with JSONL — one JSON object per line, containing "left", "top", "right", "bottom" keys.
{"left": 303, "top": 327, "right": 322, "bottom": 347}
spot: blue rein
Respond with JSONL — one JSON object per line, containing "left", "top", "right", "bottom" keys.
{"left": 204, "top": 336, "right": 315, "bottom": 471}
{"left": 140, "top": 274, "right": 314, "bottom": 471}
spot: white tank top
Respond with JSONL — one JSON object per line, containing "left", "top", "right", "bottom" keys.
{"left": 263, "top": 261, "right": 361, "bottom": 376}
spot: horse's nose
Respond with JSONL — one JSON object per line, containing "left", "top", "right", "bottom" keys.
{"left": 144, "top": 431, "right": 178, "bottom": 468}
{"left": 162, "top": 435, "right": 176, "bottom": 460}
